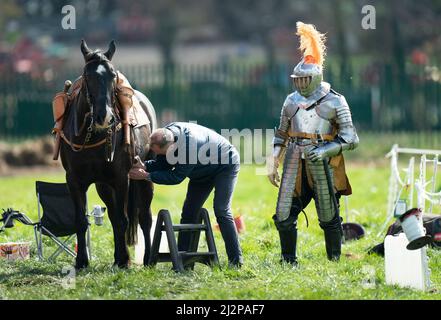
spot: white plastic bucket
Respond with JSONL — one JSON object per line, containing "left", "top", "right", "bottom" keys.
{"left": 385, "top": 233, "right": 430, "bottom": 291}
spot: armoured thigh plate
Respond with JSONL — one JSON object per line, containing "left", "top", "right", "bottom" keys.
{"left": 307, "top": 159, "right": 336, "bottom": 223}
{"left": 276, "top": 143, "right": 301, "bottom": 222}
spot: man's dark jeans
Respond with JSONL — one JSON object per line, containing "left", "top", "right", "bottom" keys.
{"left": 177, "top": 163, "right": 243, "bottom": 266}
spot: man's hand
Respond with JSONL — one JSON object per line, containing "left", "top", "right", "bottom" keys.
{"left": 267, "top": 156, "right": 280, "bottom": 188}
{"left": 268, "top": 170, "right": 280, "bottom": 188}
{"left": 129, "top": 157, "right": 149, "bottom": 180}
{"left": 132, "top": 156, "right": 146, "bottom": 170}
{"left": 129, "top": 167, "right": 149, "bottom": 180}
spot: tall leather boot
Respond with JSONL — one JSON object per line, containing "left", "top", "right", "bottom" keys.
{"left": 278, "top": 228, "right": 298, "bottom": 266}
{"left": 324, "top": 228, "right": 342, "bottom": 261}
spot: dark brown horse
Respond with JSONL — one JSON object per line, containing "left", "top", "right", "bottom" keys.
{"left": 60, "top": 40, "right": 156, "bottom": 269}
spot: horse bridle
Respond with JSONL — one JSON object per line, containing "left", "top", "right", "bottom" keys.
{"left": 63, "top": 58, "right": 122, "bottom": 162}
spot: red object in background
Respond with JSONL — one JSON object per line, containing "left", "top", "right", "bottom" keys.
{"left": 411, "top": 49, "right": 428, "bottom": 65}
{"left": 215, "top": 215, "right": 245, "bottom": 234}
{"left": 75, "top": 242, "right": 78, "bottom": 253}
{"left": 234, "top": 215, "right": 245, "bottom": 234}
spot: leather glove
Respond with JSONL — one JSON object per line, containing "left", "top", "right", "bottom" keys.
{"left": 306, "top": 142, "right": 342, "bottom": 163}
{"left": 267, "top": 156, "right": 281, "bottom": 188}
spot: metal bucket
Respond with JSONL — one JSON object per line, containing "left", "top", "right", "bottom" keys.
{"left": 92, "top": 205, "right": 106, "bottom": 226}
{"left": 399, "top": 208, "right": 432, "bottom": 250}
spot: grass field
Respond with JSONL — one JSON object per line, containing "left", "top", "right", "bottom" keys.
{"left": 0, "top": 163, "right": 440, "bottom": 300}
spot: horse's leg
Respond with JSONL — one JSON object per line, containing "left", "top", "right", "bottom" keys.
{"left": 114, "top": 178, "right": 131, "bottom": 268}
{"left": 66, "top": 175, "right": 89, "bottom": 270}
{"left": 136, "top": 180, "right": 154, "bottom": 266}
{"left": 96, "top": 182, "right": 129, "bottom": 268}
{"left": 95, "top": 183, "right": 117, "bottom": 263}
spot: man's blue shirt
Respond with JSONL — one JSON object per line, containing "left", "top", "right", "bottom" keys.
{"left": 145, "top": 122, "right": 240, "bottom": 185}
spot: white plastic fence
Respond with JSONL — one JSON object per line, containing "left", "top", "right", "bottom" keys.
{"left": 380, "top": 145, "right": 441, "bottom": 236}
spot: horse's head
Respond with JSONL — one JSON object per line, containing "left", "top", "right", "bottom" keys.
{"left": 80, "top": 40, "right": 117, "bottom": 131}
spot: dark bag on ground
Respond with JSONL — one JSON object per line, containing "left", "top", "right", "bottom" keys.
{"left": 368, "top": 214, "right": 441, "bottom": 256}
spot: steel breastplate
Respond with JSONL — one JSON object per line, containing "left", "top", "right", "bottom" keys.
{"left": 290, "top": 107, "right": 333, "bottom": 136}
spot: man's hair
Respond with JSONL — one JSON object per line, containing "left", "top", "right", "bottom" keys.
{"left": 150, "top": 128, "right": 174, "bottom": 149}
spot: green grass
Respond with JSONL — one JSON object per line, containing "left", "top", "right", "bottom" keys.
{"left": 0, "top": 164, "right": 440, "bottom": 300}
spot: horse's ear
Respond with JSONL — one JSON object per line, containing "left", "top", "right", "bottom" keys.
{"left": 104, "top": 40, "right": 116, "bottom": 61}
{"left": 81, "top": 39, "right": 92, "bottom": 60}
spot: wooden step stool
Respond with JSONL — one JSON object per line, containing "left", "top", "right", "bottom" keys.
{"left": 148, "top": 208, "right": 219, "bottom": 272}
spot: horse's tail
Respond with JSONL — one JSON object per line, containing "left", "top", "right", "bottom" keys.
{"left": 126, "top": 180, "right": 139, "bottom": 246}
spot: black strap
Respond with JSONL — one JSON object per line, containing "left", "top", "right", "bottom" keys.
{"left": 293, "top": 189, "right": 309, "bottom": 228}
{"left": 305, "top": 88, "right": 341, "bottom": 111}
{"left": 322, "top": 159, "right": 341, "bottom": 224}
{"left": 330, "top": 88, "right": 341, "bottom": 96}
{"left": 306, "top": 93, "right": 329, "bottom": 111}
{"left": 302, "top": 209, "right": 309, "bottom": 228}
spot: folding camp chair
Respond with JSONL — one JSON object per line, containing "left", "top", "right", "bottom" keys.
{"left": 35, "top": 181, "right": 92, "bottom": 262}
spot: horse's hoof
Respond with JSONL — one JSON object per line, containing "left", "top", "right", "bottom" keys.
{"left": 143, "top": 256, "right": 151, "bottom": 267}
{"left": 112, "top": 261, "right": 130, "bottom": 269}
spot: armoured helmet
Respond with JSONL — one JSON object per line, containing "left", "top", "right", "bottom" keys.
{"left": 291, "top": 22, "right": 327, "bottom": 97}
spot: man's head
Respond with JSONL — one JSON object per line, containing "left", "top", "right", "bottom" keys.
{"left": 149, "top": 128, "right": 174, "bottom": 155}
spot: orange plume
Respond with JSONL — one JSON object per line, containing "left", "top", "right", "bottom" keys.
{"left": 296, "top": 22, "right": 326, "bottom": 68}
